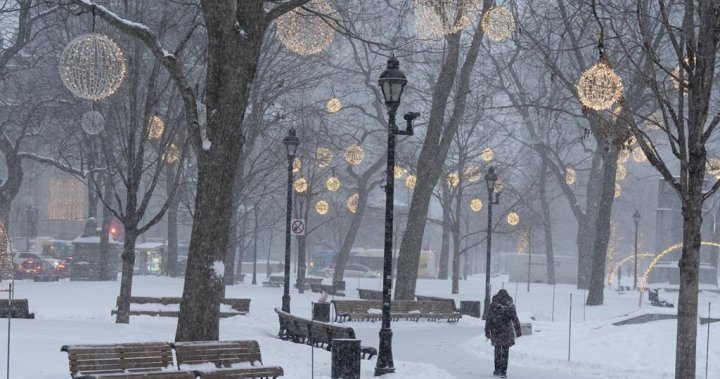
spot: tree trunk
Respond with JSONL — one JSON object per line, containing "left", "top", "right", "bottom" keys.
{"left": 586, "top": 146, "right": 618, "bottom": 305}
{"left": 438, "top": 184, "right": 451, "bottom": 280}
{"left": 451, "top": 177, "right": 464, "bottom": 294}
{"left": 166, "top": 188, "right": 179, "bottom": 277}
{"left": 224, "top": 211, "right": 238, "bottom": 285}
{"left": 539, "top": 161, "right": 556, "bottom": 284}
{"left": 115, "top": 229, "right": 138, "bottom": 324}
{"left": 333, "top": 183, "right": 371, "bottom": 284}
{"left": 99, "top": 172, "right": 114, "bottom": 281}
{"left": 297, "top": 234, "right": 307, "bottom": 294}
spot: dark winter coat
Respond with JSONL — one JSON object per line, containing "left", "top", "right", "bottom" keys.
{"left": 484, "top": 289, "right": 522, "bottom": 347}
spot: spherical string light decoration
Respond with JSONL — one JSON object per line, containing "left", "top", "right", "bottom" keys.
{"left": 344, "top": 144, "right": 364, "bottom": 165}
{"left": 481, "top": 6, "right": 515, "bottom": 42}
{"left": 394, "top": 166, "right": 407, "bottom": 179}
{"left": 59, "top": 33, "right": 126, "bottom": 101}
{"left": 162, "top": 144, "right": 180, "bottom": 164}
{"left": 481, "top": 148, "right": 494, "bottom": 162}
{"left": 447, "top": 172, "right": 460, "bottom": 188}
{"left": 147, "top": 115, "right": 165, "bottom": 140}
{"left": 315, "top": 147, "right": 333, "bottom": 168}
{"left": 405, "top": 175, "right": 417, "bottom": 189}
{"left": 507, "top": 211, "right": 520, "bottom": 226}
{"left": 326, "top": 98, "right": 342, "bottom": 113}
{"left": 465, "top": 164, "right": 481, "bottom": 182}
{"left": 292, "top": 158, "right": 302, "bottom": 173}
{"left": 346, "top": 193, "right": 359, "bottom": 213}
{"left": 632, "top": 146, "right": 647, "bottom": 163}
{"left": 315, "top": 200, "right": 329, "bottom": 215}
{"left": 275, "top": 0, "right": 336, "bottom": 56}
{"left": 294, "top": 177, "right": 308, "bottom": 193}
{"left": 646, "top": 111, "right": 664, "bottom": 131}
{"left": 617, "top": 148, "right": 630, "bottom": 164}
{"left": 616, "top": 164, "right": 627, "bottom": 181}
{"left": 565, "top": 166, "right": 576, "bottom": 185}
{"left": 414, "top": 0, "right": 481, "bottom": 37}
{"left": 81, "top": 110, "right": 105, "bottom": 135}
{"left": 706, "top": 158, "right": 720, "bottom": 178}
{"left": 326, "top": 176, "right": 341, "bottom": 192}
{"left": 625, "top": 134, "right": 637, "bottom": 147}
{"left": 671, "top": 57, "right": 693, "bottom": 92}
{"left": 470, "top": 198, "right": 483, "bottom": 212}
{"left": 576, "top": 63, "right": 624, "bottom": 111}
{"left": 612, "top": 106, "right": 622, "bottom": 122}
{"left": 614, "top": 183, "right": 622, "bottom": 198}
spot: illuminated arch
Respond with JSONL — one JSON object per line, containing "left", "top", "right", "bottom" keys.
{"left": 638, "top": 241, "right": 720, "bottom": 299}
{"left": 606, "top": 253, "right": 656, "bottom": 287}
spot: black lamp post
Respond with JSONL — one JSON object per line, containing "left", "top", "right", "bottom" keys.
{"left": 375, "top": 55, "right": 418, "bottom": 376}
{"left": 482, "top": 166, "right": 501, "bottom": 319}
{"left": 633, "top": 209, "right": 641, "bottom": 290}
{"left": 282, "top": 128, "right": 299, "bottom": 313}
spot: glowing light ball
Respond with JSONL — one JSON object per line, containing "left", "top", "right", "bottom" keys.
{"left": 494, "top": 178, "right": 504, "bottom": 193}
{"left": 147, "top": 115, "right": 165, "bottom": 140}
{"left": 470, "top": 198, "right": 483, "bottom": 212}
{"left": 294, "top": 177, "right": 308, "bottom": 193}
{"left": 632, "top": 146, "right": 647, "bottom": 163}
{"left": 326, "top": 98, "right": 342, "bottom": 113}
{"left": 481, "top": 148, "right": 494, "bottom": 162}
{"left": 344, "top": 145, "right": 364, "bottom": 165}
{"left": 275, "top": 0, "right": 336, "bottom": 55}
{"left": 81, "top": 110, "right": 105, "bottom": 135}
{"left": 625, "top": 134, "right": 637, "bottom": 147}
{"left": 293, "top": 158, "right": 302, "bottom": 173}
{"left": 507, "top": 211, "right": 519, "bottom": 226}
{"left": 671, "top": 57, "right": 692, "bottom": 92}
{"left": 617, "top": 149, "right": 630, "bottom": 164}
{"left": 465, "top": 165, "right": 481, "bottom": 182}
{"left": 394, "top": 166, "right": 407, "bottom": 179}
{"left": 706, "top": 158, "right": 720, "bottom": 177}
{"left": 481, "top": 6, "right": 515, "bottom": 42}
{"left": 614, "top": 183, "right": 622, "bottom": 198}
{"left": 576, "top": 63, "right": 623, "bottom": 111}
{"left": 565, "top": 166, "right": 576, "bottom": 185}
{"left": 405, "top": 175, "right": 417, "bottom": 189}
{"left": 315, "top": 200, "right": 329, "bottom": 215}
{"left": 315, "top": 147, "right": 333, "bottom": 168}
{"left": 447, "top": 172, "right": 460, "bottom": 188}
{"left": 616, "top": 164, "right": 627, "bottom": 181}
{"left": 326, "top": 176, "right": 340, "bottom": 192}
{"left": 346, "top": 193, "right": 359, "bottom": 213}
{"left": 414, "top": 0, "right": 481, "bottom": 37}
{"left": 162, "top": 144, "right": 180, "bottom": 164}
{"left": 59, "top": 33, "right": 126, "bottom": 100}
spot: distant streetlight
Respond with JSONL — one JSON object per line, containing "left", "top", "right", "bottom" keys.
{"left": 482, "top": 166, "right": 502, "bottom": 319}
{"left": 375, "top": 55, "right": 418, "bottom": 376}
{"left": 282, "top": 128, "right": 299, "bottom": 313}
{"left": 633, "top": 209, "right": 641, "bottom": 290}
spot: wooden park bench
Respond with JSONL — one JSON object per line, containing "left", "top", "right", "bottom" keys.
{"left": 332, "top": 300, "right": 461, "bottom": 323}
{"left": 310, "top": 283, "right": 345, "bottom": 297}
{"left": 274, "top": 307, "right": 376, "bottom": 360}
{"left": 357, "top": 288, "right": 383, "bottom": 300}
{"left": 415, "top": 295, "right": 458, "bottom": 312}
{"left": 0, "top": 299, "right": 34, "bottom": 319}
{"left": 60, "top": 342, "right": 187, "bottom": 378}
{"left": 111, "top": 297, "right": 250, "bottom": 318}
{"left": 174, "top": 340, "right": 283, "bottom": 378}
{"left": 33, "top": 274, "right": 60, "bottom": 282}
{"left": 262, "top": 276, "right": 284, "bottom": 288}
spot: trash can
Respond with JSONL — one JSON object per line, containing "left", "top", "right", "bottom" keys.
{"left": 460, "top": 300, "right": 482, "bottom": 318}
{"left": 312, "top": 302, "right": 331, "bottom": 322}
{"left": 331, "top": 339, "right": 360, "bottom": 379}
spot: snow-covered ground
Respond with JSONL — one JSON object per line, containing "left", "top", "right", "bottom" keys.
{"left": 1, "top": 273, "right": 717, "bottom": 378}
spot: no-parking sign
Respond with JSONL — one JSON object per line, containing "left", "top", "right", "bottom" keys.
{"left": 290, "top": 219, "right": 305, "bottom": 236}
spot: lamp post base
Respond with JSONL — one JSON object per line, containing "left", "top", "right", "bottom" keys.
{"left": 374, "top": 328, "right": 395, "bottom": 376}
{"left": 281, "top": 294, "right": 290, "bottom": 314}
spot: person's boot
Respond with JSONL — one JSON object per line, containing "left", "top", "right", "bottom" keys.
{"left": 493, "top": 371, "right": 500, "bottom": 376}
{"left": 500, "top": 373, "right": 507, "bottom": 378}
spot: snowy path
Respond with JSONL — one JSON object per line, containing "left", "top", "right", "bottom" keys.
{"left": 354, "top": 323, "right": 596, "bottom": 379}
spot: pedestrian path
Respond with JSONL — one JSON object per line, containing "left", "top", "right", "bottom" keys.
{"left": 355, "top": 324, "right": 599, "bottom": 379}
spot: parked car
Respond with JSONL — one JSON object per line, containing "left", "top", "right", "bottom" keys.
{"left": 321, "top": 264, "right": 381, "bottom": 278}
{"left": 11, "top": 252, "right": 43, "bottom": 266}
{"left": 54, "top": 257, "right": 74, "bottom": 278}
{"left": 15, "top": 258, "right": 55, "bottom": 279}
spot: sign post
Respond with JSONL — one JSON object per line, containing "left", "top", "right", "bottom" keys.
{"left": 291, "top": 219, "right": 305, "bottom": 236}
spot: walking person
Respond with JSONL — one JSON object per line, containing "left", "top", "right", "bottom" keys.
{"left": 484, "top": 289, "right": 522, "bottom": 378}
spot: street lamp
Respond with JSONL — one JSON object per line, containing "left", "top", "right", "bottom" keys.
{"left": 375, "top": 55, "right": 418, "bottom": 376}
{"left": 482, "top": 166, "right": 501, "bottom": 319}
{"left": 282, "top": 128, "right": 299, "bottom": 313}
{"left": 633, "top": 209, "right": 640, "bottom": 290}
